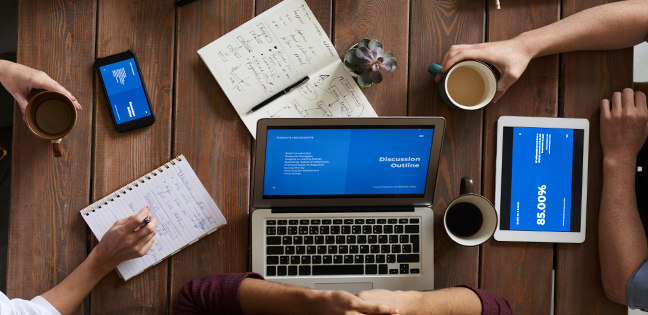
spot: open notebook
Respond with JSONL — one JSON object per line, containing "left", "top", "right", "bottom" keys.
{"left": 80, "top": 155, "right": 226, "bottom": 281}
{"left": 198, "top": 0, "right": 377, "bottom": 137}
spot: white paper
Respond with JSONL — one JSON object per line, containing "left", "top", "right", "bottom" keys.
{"left": 80, "top": 155, "right": 226, "bottom": 281}
{"left": 197, "top": 0, "right": 377, "bottom": 137}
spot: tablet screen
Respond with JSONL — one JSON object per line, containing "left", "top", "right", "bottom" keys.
{"left": 500, "top": 127, "right": 584, "bottom": 232}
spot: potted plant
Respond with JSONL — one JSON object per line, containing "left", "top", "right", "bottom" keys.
{"left": 344, "top": 39, "right": 397, "bottom": 88}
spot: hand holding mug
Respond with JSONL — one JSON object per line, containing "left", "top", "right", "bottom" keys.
{"left": 0, "top": 60, "right": 82, "bottom": 121}
{"left": 433, "top": 39, "right": 533, "bottom": 103}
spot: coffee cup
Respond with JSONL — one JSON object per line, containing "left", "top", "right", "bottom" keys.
{"left": 25, "top": 91, "right": 77, "bottom": 157}
{"left": 444, "top": 176, "right": 497, "bottom": 246}
{"left": 427, "top": 60, "right": 498, "bottom": 110}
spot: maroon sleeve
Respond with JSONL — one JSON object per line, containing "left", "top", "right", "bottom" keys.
{"left": 173, "top": 272, "right": 264, "bottom": 315}
{"left": 457, "top": 285, "right": 513, "bottom": 315}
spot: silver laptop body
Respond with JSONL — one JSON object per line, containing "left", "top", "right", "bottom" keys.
{"left": 251, "top": 117, "right": 445, "bottom": 293}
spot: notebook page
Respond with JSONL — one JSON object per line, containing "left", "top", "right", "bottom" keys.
{"left": 242, "top": 61, "right": 377, "bottom": 135}
{"left": 198, "top": 0, "right": 370, "bottom": 136}
{"left": 80, "top": 156, "right": 226, "bottom": 280}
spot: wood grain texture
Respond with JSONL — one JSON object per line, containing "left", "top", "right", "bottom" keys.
{"left": 256, "top": 0, "right": 331, "bottom": 37}
{"left": 333, "top": 0, "right": 409, "bottom": 116}
{"left": 7, "top": 1, "right": 96, "bottom": 314}
{"left": 408, "top": 0, "right": 485, "bottom": 289}
{"left": 556, "top": 0, "right": 632, "bottom": 313}
{"left": 89, "top": 0, "right": 175, "bottom": 313}
{"left": 250, "top": 0, "right": 333, "bottom": 268}
{"left": 480, "top": 0, "right": 559, "bottom": 313}
{"left": 169, "top": 0, "right": 254, "bottom": 311}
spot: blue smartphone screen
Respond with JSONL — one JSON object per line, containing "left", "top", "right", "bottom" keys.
{"left": 99, "top": 58, "right": 152, "bottom": 124}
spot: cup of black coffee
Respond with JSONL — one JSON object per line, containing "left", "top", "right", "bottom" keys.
{"left": 444, "top": 176, "right": 497, "bottom": 246}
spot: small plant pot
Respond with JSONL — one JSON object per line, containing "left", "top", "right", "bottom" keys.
{"left": 344, "top": 39, "right": 397, "bottom": 88}
{"left": 343, "top": 44, "right": 361, "bottom": 78}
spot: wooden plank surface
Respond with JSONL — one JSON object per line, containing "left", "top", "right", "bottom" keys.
{"left": 7, "top": 1, "right": 96, "bottom": 314}
{"left": 556, "top": 0, "right": 632, "bottom": 313}
{"left": 333, "top": 0, "right": 410, "bottom": 116}
{"left": 89, "top": 0, "right": 176, "bottom": 313}
{"left": 480, "top": 0, "right": 560, "bottom": 313}
{"left": 407, "top": 0, "right": 484, "bottom": 289}
{"left": 169, "top": 0, "right": 254, "bottom": 310}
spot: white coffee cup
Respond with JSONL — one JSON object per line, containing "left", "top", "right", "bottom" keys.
{"left": 428, "top": 60, "right": 498, "bottom": 110}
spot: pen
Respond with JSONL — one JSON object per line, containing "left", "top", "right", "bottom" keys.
{"left": 246, "top": 76, "right": 310, "bottom": 115}
{"left": 143, "top": 217, "right": 151, "bottom": 224}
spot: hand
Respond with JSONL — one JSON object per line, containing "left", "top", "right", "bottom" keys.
{"left": 306, "top": 289, "right": 399, "bottom": 315}
{"left": 357, "top": 290, "right": 419, "bottom": 315}
{"left": 91, "top": 206, "right": 158, "bottom": 271}
{"left": 0, "top": 60, "right": 82, "bottom": 121}
{"left": 600, "top": 88, "right": 648, "bottom": 165}
{"left": 434, "top": 38, "right": 533, "bottom": 103}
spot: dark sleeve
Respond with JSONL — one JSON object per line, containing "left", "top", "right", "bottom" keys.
{"left": 457, "top": 285, "right": 513, "bottom": 315}
{"left": 173, "top": 272, "right": 264, "bottom": 315}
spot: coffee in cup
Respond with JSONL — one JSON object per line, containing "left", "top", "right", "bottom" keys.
{"left": 428, "top": 60, "right": 498, "bottom": 110}
{"left": 444, "top": 176, "right": 497, "bottom": 246}
{"left": 25, "top": 91, "right": 77, "bottom": 157}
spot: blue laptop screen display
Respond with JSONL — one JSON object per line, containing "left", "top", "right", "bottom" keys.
{"left": 263, "top": 127, "right": 435, "bottom": 197}
{"left": 500, "top": 127, "right": 584, "bottom": 232}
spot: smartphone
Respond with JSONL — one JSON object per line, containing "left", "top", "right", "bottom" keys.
{"left": 95, "top": 50, "right": 155, "bottom": 132}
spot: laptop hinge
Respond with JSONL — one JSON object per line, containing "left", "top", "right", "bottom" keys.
{"left": 271, "top": 206, "right": 416, "bottom": 214}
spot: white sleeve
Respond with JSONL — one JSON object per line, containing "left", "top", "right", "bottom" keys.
{"left": 0, "top": 291, "right": 61, "bottom": 315}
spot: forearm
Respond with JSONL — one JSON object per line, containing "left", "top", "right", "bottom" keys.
{"left": 514, "top": 0, "right": 648, "bottom": 58}
{"left": 599, "top": 158, "right": 648, "bottom": 305}
{"left": 412, "top": 287, "right": 483, "bottom": 315}
{"left": 239, "top": 278, "right": 313, "bottom": 315}
{"left": 40, "top": 251, "right": 114, "bottom": 315}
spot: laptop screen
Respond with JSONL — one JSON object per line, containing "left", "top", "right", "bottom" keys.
{"left": 263, "top": 126, "right": 435, "bottom": 198}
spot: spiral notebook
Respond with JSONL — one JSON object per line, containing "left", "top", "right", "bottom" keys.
{"left": 80, "top": 155, "right": 226, "bottom": 281}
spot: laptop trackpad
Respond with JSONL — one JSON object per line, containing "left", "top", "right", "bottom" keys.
{"left": 314, "top": 282, "right": 373, "bottom": 294}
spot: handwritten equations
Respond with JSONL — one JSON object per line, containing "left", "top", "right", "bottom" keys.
{"left": 198, "top": 0, "right": 377, "bottom": 136}
{"left": 80, "top": 156, "right": 226, "bottom": 281}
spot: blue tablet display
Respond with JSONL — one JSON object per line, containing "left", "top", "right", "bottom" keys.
{"left": 500, "top": 127, "right": 584, "bottom": 232}
{"left": 263, "top": 127, "right": 434, "bottom": 197}
{"left": 99, "top": 58, "right": 152, "bottom": 124}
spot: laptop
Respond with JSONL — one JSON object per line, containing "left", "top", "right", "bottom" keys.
{"left": 251, "top": 117, "right": 445, "bottom": 293}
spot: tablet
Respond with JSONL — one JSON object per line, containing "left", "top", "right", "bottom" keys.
{"left": 494, "top": 116, "right": 589, "bottom": 243}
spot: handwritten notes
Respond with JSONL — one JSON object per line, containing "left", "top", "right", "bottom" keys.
{"left": 198, "top": 0, "right": 377, "bottom": 136}
{"left": 80, "top": 156, "right": 226, "bottom": 281}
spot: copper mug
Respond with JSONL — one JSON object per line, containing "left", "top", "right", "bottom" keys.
{"left": 25, "top": 91, "right": 77, "bottom": 157}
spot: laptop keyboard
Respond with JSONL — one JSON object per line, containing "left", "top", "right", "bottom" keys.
{"left": 265, "top": 217, "right": 421, "bottom": 277}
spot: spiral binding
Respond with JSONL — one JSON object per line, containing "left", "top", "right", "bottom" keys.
{"left": 83, "top": 156, "right": 183, "bottom": 215}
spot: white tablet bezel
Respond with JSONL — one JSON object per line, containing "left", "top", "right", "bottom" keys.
{"left": 494, "top": 116, "right": 589, "bottom": 243}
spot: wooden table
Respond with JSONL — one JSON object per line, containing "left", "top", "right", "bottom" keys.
{"left": 7, "top": 0, "right": 633, "bottom": 314}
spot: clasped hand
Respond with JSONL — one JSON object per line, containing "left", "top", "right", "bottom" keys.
{"left": 304, "top": 288, "right": 426, "bottom": 315}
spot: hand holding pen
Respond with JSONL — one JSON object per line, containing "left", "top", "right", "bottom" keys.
{"left": 91, "top": 206, "right": 158, "bottom": 270}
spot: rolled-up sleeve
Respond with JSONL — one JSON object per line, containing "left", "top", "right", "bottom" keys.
{"left": 0, "top": 292, "right": 60, "bottom": 315}
{"left": 627, "top": 260, "right": 648, "bottom": 311}
{"left": 173, "top": 272, "right": 264, "bottom": 315}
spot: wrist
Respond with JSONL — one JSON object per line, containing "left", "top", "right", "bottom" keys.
{"left": 513, "top": 32, "right": 542, "bottom": 60}
{"left": 298, "top": 289, "right": 324, "bottom": 314}
{"left": 603, "top": 156, "right": 637, "bottom": 170}
{"left": 86, "top": 247, "right": 118, "bottom": 275}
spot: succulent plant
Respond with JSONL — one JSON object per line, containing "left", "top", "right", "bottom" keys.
{"left": 344, "top": 39, "right": 397, "bottom": 88}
